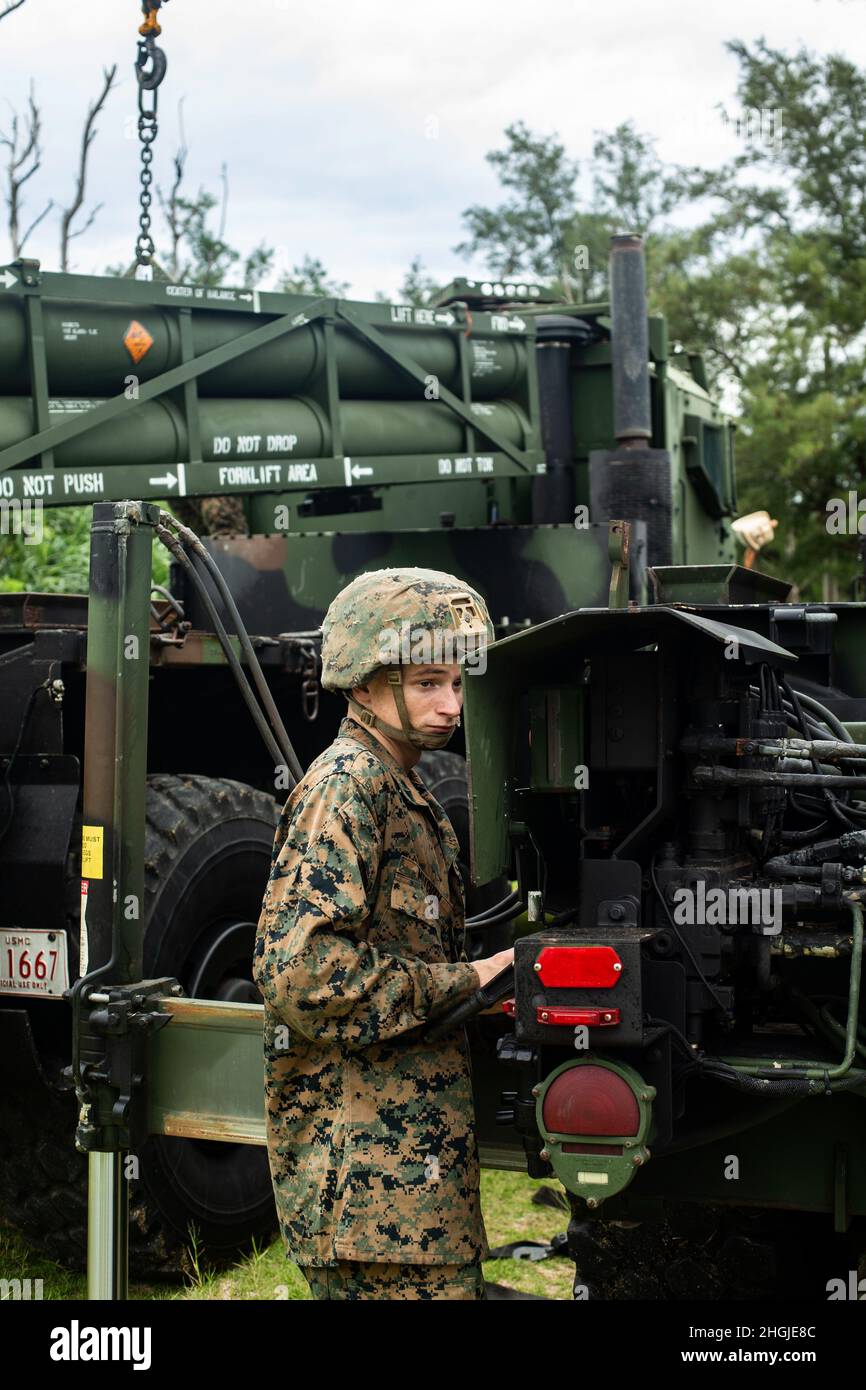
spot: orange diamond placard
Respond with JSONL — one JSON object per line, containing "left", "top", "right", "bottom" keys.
{"left": 123, "top": 319, "right": 154, "bottom": 364}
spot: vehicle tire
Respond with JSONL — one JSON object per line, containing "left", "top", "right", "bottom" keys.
{"left": 414, "top": 750, "right": 514, "bottom": 959}
{"left": 0, "top": 774, "right": 281, "bottom": 1280}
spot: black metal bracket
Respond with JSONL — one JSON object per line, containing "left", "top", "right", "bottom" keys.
{"left": 62, "top": 976, "right": 180, "bottom": 1153}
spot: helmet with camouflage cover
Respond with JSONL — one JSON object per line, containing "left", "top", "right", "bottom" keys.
{"left": 320, "top": 567, "right": 493, "bottom": 750}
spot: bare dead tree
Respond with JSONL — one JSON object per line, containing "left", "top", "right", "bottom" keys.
{"left": 0, "top": 0, "right": 27, "bottom": 21}
{"left": 218, "top": 160, "right": 228, "bottom": 241}
{"left": 156, "top": 99, "right": 189, "bottom": 279}
{"left": 59, "top": 63, "right": 118, "bottom": 271}
{"left": 0, "top": 82, "right": 53, "bottom": 257}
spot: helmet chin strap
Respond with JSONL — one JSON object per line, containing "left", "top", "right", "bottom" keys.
{"left": 346, "top": 669, "right": 459, "bottom": 751}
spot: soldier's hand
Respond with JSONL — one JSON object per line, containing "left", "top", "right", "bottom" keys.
{"left": 471, "top": 947, "right": 514, "bottom": 990}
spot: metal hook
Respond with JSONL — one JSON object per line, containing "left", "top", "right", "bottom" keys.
{"left": 136, "top": 36, "right": 167, "bottom": 91}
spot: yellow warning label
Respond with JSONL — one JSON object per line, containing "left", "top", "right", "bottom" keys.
{"left": 81, "top": 826, "right": 104, "bottom": 880}
{"left": 123, "top": 319, "right": 154, "bottom": 364}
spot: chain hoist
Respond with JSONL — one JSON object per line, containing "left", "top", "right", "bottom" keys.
{"left": 133, "top": 2, "right": 168, "bottom": 270}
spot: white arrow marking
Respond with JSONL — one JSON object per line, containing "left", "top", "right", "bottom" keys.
{"left": 351, "top": 464, "right": 373, "bottom": 479}
{"left": 1, "top": 268, "right": 17, "bottom": 290}
{"left": 434, "top": 310, "right": 456, "bottom": 326}
{"left": 507, "top": 316, "right": 526, "bottom": 331}
{"left": 149, "top": 472, "right": 178, "bottom": 489}
{"left": 238, "top": 292, "right": 253, "bottom": 302}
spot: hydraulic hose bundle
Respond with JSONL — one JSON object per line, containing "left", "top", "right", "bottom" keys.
{"left": 155, "top": 512, "right": 304, "bottom": 786}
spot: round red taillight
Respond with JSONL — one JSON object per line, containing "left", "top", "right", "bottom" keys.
{"left": 541, "top": 1065, "right": 640, "bottom": 1137}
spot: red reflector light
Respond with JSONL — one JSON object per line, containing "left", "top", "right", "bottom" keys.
{"left": 537, "top": 1006, "right": 620, "bottom": 1027}
{"left": 536, "top": 945, "right": 622, "bottom": 988}
{"left": 542, "top": 1065, "right": 640, "bottom": 1137}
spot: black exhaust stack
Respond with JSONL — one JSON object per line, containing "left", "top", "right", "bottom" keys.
{"left": 531, "top": 314, "right": 595, "bottom": 524}
{"left": 590, "top": 234, "right": 673, "bottom": 569}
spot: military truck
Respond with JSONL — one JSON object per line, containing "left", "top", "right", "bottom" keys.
{"left": 0, "top": 236, "right": 743, "bottom": 1279}
{"left": 454, "top": 568, "right": 866, "bottom": 1298}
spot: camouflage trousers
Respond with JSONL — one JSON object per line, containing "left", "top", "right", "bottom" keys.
{"left": 299, "top": 1259, "right": 487, "bottom": 1301}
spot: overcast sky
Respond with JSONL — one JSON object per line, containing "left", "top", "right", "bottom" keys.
{"left": 1, "top": 0, "right": 863, "bottom": 298}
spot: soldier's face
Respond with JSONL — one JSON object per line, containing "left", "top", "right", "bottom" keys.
{"left": 400, "top": 663, "right": 464, "bottom": 733}
{"left": 359, "top": 663, "right": 463, "bottom": 735}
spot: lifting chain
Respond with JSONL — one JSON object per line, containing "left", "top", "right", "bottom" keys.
{"left": 134, "top": 2, "right": 168, "bottom": 269}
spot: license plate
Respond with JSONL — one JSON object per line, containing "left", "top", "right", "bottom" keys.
{"left": 1, "top": 929, "right": 69, "bottom": 998}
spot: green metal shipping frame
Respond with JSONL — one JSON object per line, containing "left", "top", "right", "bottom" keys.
{"left": 0, "top": 260, "right": 544, "bottom": 505}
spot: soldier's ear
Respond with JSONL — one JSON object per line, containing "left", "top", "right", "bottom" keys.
{"left": 353, "top": 682, "right": 371, "bottom": 707}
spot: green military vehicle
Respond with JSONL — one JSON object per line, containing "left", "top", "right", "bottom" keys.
{"left": 1, "top": 234, "right": 786, "bottom": 1292}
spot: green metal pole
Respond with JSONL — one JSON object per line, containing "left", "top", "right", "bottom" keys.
{"left": 79, "top": 500, "right": 156, "bottom": 1299}
{"left": 87, "top": 1153, "right": 129, "bottom": 1300}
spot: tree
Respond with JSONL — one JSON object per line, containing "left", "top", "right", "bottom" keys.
{"left": 455, "top": 121, "right": 582, "bottom": 299}
{"left": 147, "top": 148, "right": 274, "bottom": 287}
{"left": 59, "top": 64, "right": 117, "bottom": 271}
{"left": 688, "top": 40, "right": 866, "bottom": 597}
{"left": 2, "top": 59, "right": 119, "bottom": 268}
{"left": 0, "top": 82, "right": 53, "bottom": 256}
{"left": 277, "top": 255, "right": 349, "bottom": 296}
{"left": 169, "top": 179, "right": 271, "bottom": 286}
{"left": 455, "top": 119, "right": 688, "bottom": 303}
{"left": 374, "top": 255, "right": 439, "bottom": 306}
{"left": 592, "top": 122, "right": 684, "bottom": 235}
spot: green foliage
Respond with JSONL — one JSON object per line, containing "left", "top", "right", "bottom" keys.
{"left": 397, "top": 255, "right": 439, "bottom": 306}
{"left": 456, "top": 119, "right": 689, "bottom": 303}
{"left": 159, "top": 187, "right": 274, "bottom": 287}
{"left": 457, "top": 49, "right": 866, "bottom": 597}
{"left": 701, "top": 40, "right": 866, "bottom": 597}
{"left": 0, "top": 504, "right": 170, "bottom": 593}
{"left": 592, "top": 122, "right": 684, "bottom": 234}
{"left": 276, "top": 255, "right": 349, "bottom": 296}
{"left": 0, "top": 505, "right": 91, "bottom": 593}
{"left": 456, "top": 121, "right": 584, "bottom": 298}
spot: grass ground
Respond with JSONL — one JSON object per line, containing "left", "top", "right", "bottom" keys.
{"left": 0, "top": 1169, "right": 575, "bottom": 1301}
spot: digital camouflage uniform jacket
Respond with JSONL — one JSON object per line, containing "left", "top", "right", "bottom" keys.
{"left": 253, "top": 712, "right": 490, "bottom": 1267}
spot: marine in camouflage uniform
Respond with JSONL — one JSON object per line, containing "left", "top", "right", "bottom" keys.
{"left": 169, "top": 495, "right": 250, "bottom": 537}
{"left": 253, "top": 568, "right": 495, "bottom": 1300}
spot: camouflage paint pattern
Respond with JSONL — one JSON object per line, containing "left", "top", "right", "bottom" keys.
{"left": 178, "top": 523, "right": 653, "bottom": 638}
{"left": 299, "top": 1258, "right": 485, "bottom": 1300}
{"left": 319, "top": 566, "right": 493, "bottom": 691}
{"left": 253, "top": 713, "right": 489, "bottom": 1266}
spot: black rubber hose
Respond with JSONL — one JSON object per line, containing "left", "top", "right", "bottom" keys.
{"left": 161, "top": 512, "right": 305, "bottom": 785}
{"left": 156, "top": 524, "right": 289, "bottom": 779}
{"left": 465, "top": 889, "right": 520, "bottom": 924}
{"left": 795, "top": 688, "right": 854, "bottom": 743}
{"left": 463, "top": 905, "right": 524, "bottom": 930}
{"left": 701, "top": 1064, "right": 866, "bottom": 1095}
{"left": 782, "top": 678, "right": 857, "bottom": 830}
